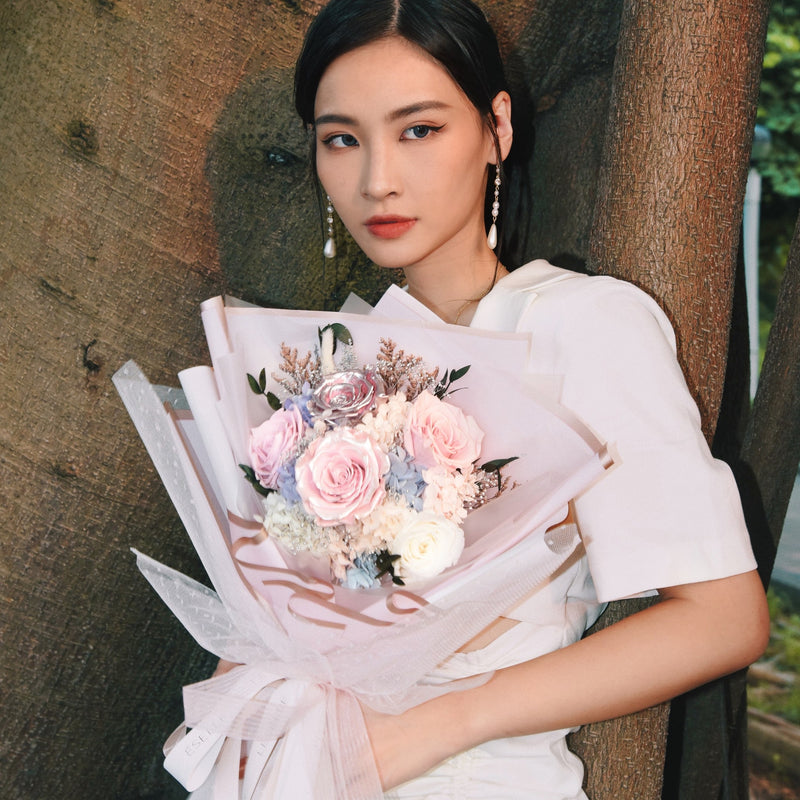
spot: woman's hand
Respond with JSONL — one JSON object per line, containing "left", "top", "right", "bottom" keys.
{"left": 361, "top": 691, "right": 472, "bottom": 791}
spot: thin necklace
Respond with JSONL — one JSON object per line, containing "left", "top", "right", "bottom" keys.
{"left": 453, "top": 260, "right": 501, "bottom": 325}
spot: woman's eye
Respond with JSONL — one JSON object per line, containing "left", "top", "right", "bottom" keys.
{"left": 323, "top": 133, "right": 358, "bottom": 149}
{"left": 402, "top": 124, "right": 442, "bottom": 140}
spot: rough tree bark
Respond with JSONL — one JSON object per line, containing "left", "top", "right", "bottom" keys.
{"left": 730, "top": 210, "right": 800, "bottom": 796}
{"left": 590, "top": 0, "right": 770, "bottom": 437}
{"left": 585, "top": 2, "right": 771, "bottom": 800}
{"left": 0, "top": 0, "right": 777, "bottom": 798}
{"left": 0, "top": 2, "right": 303, "bottom": 797}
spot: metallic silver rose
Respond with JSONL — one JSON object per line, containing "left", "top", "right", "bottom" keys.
{"left": 309, "top": 370, "right": 385, "bottom": 423}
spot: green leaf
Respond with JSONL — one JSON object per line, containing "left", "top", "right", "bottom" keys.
{"left": 374, "top": 549, "right": 403, "bottom": 583}
{"left": 433, "top": 364, "right": 471, "bottom": 398}
{"left": 259, "top": 367, "right": 267, "bottom": 392}
{"left": 329, "top": 323, "right": 353, "bottom": 346}
{"left": 480, "top": 456, "right": 519, "bottom": 472}
{"left": 247, "top": 373, "right": 261, "bottom": 395}
{"left": 239, "top": 463, "right": 273, "bottom": 497}
{"left": 266, "top": 391, "right": 282, "bottom": 411}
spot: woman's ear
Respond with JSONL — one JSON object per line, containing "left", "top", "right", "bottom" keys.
{"left": 491, "top": 91, "right": 513, "bottom": 162}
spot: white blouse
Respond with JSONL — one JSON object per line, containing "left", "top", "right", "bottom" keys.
{"left": 386, "top": 260, "right": 756, "bottom": 800}
{"left": 472, "top": 259, "right": 756, "bottom": 603}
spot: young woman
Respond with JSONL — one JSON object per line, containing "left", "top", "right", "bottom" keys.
{"left": 228, "top": 1, "right": 770, "bottom": 797}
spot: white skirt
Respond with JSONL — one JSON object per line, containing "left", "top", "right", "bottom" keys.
{"left": 384, "top": 616, "right": 590, "bottom": 800}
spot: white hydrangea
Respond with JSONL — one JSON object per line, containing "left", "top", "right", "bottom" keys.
{"left": 422, "top": 465, "right": 479, "bottom": 522}
{"left": 260, "top": 492, "right": 328, "bottom": 553}
{"left": 358, "top": 496, "right": 416, "bottom": 548}
{"left": 360, "top": 394, "right": 410, "bottom": 449}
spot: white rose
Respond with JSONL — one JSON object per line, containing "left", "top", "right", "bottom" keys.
{"left": 390, "top": 511, "right": 464, "bottom": 583}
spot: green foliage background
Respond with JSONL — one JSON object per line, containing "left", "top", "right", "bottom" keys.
{"left": 756, "top": 1, "right": 800, "bottom": 341}
{"left": 750, "top": 588, "right": 800, "bottom": 723}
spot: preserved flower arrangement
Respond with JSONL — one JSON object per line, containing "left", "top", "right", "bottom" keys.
{"left": 241, "top": 324, "right": 517, "bottom": 588}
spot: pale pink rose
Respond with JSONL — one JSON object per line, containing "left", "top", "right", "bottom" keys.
{"left": 294, "top": 427, "right": 390, "bottom": 527}
{"left": 403, "top": 391, "right": 484, "bottom": 472}
{"left": 248, "top": 405, "right": 306, "bottom": 489}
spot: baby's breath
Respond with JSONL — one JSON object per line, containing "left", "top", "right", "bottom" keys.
{"left": 261, "top": 493, "right": 328, "bottom": 554}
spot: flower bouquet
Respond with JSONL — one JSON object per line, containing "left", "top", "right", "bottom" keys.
{"left": 113, "top": 285, "right": 611, "bottom": 799}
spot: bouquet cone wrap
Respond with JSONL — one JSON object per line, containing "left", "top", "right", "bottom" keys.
{"left": 113, "top": 288, "right": 612, "bottom": 799}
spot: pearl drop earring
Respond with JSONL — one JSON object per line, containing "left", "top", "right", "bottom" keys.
{"left": 487, "top": 165, "right": 500, "bottom": 250}
{"left": 324, "top": 195, "right": 336, "bottom": 259}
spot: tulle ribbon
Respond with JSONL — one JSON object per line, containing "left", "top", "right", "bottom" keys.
{"left": 161, "top": 666, "right": 380, "bottom": 799}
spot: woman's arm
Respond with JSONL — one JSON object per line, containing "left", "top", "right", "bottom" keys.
{"left": 363, "top": 568, "right": 769, "bottom": 790}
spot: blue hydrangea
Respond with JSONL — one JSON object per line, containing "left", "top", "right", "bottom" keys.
{"left": 387, "top": 448, "right": 426, "bottom": 511}
{"left": 284, "top": 382, "right": 314, "bottom": 426}
{"left": 344, "top": 554, "right": 380, "bottom": 589}
{"left": 276, "top": 459, "right": 302, "bottom": 506}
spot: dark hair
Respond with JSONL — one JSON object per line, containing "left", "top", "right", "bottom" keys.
{"left": 295, "top": 0, "right": 507, "bottom": 128}
{"left": 294, "top": 0, "right": 510, "bottom": 251}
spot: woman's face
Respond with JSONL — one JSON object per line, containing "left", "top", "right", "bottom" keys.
{"left": 313, "top": 36, "right": 497, "bottom": 272}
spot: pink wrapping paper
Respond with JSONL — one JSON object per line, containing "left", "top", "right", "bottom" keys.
{"left": 113, "top": 291, "right": 612, "bottom": 799}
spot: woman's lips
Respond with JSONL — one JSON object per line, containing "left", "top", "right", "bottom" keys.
{"left": 364, "top": 215, "right": 416, "bottom": 239}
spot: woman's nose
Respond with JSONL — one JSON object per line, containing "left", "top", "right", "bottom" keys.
{"left": 360, "top": 145, "right": 400, "bottom": 199}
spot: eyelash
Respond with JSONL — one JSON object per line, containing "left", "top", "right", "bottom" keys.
{"left": 320, "top": 124, "right": 445, "bottom": 149}
{"left": 321, "top": 133, "right": 359, "bottom": 149}
{"left": 402, "top": 124, "right": 444, "bottom": 140}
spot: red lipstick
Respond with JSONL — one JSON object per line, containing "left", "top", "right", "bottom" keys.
{"left": 364, "top": 215, "right": 416, "bottom": 239}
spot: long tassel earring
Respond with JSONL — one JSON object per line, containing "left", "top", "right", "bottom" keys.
{"left": 487, "top": 164, "right": 501, "bottom": 250}
{"left": 323, "top": 195, "right": 336, "bottom": 259}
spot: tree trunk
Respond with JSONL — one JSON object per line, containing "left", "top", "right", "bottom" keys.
{"left": 581, "top": 2, "right": 770, "bottom": 799}
{"left": 741, "top": 211, "right": 800, "bottom": 582}
{"left": 590, "top": 0, "right": 770, "bottom": 439}
{"left": 0, "top": 1, "right": 305, "bottom": 796}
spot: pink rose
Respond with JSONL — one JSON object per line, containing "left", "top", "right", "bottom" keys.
{"left": 248, "top": 405, "right": 306, "bottom": 489}
{"left": 404, "top": 391, "right": 484, "bottom": 472}
{"left": 294, "top": 428, "right": 390, "bottom": 527}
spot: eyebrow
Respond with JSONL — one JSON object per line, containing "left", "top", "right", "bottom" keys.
{"left": 314, "top": 100, "right": 451, "bottom": 127}
{"left": 387, "top": 100, "right": 451, "bottom": 121}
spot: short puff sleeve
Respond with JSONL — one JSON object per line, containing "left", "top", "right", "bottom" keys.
{"left": 491, "top": 265, "right": 757, "bottom": 602}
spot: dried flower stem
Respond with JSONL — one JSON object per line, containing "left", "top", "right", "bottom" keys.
{"left": 375, "top": 338, "right": 439, "bottom": 399}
